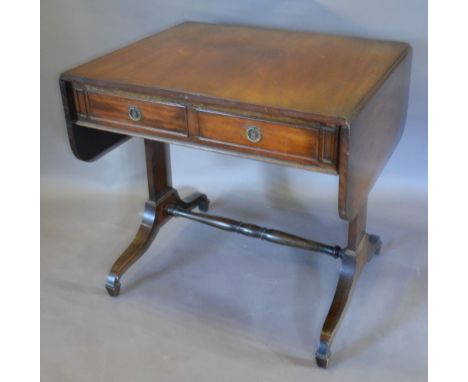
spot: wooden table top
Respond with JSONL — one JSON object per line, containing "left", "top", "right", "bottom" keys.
{"left": 63, "top": 22, "right": 409, "bottom": 123}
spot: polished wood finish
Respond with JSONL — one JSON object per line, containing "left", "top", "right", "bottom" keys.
{"left": 66, "top": 84, "right": 339, "bottom": 171}
{"left": 315, "top": 203, "right": 382, "bottom": 368}
{"left": 60, "top": 21, "right": 410, "bottom": 177}
{"left": 165, "top": 205, "right": 341, "bottom": 258}
{"left": 59, "top": 79, "right": 130, "bottom": 161}
{"left": 61, "top": 22, "right": 408, "bottom": 122}
{"left": 106, "top": 140, "right": 209, "bottom": 296}
{"left": 105, "top": 140, "right": 171, "bottom": 296}
{"left": 197, "top": 110, "right": 330, "bottom": 167}
{"left": 86, "top": 91, "right": 187, "bottom": 135}
{"left": 59, "top": 22, "right": 411, "bottom": 368}
{"left": 338, "top": 53, "right": 412, "bottom": 220}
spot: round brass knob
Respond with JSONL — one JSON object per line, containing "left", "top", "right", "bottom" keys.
{"left": 128, "top": 105, "right": 142, "bottom": 122}
{"left": 246, "top": 126, "right": 262, "bottom": 143}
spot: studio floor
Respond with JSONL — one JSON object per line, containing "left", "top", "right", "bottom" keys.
{"left": 41, "top": 179, "right": 427, "bottom": 381}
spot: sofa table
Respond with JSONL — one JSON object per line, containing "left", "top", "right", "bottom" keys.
{"left": 59, "top": 22, "right": 411, "bottom": 368}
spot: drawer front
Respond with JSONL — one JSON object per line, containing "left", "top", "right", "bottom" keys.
{"left": 84, "top": 91, "right": 187, "bottom": 135}
{"left": 68, "top": 85, "right": 338, "bottom": 170}
{"left": 197, "top": 111, "right": 321, "bottom": 162}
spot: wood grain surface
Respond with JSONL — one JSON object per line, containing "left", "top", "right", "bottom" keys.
{"left": 60, "top": 21, "right": 412, "bottom": 218}
{"left": 62, "top": 22, "right": 409, "bottom": 122}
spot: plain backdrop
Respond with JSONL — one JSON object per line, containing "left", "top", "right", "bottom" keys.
{"left": 41, "top": 1, "right": 427, "bottom": 381}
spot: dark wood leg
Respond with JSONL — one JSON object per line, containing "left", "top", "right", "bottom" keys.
{"left": 315, "top": 203, "right": 382, "bottom": 368}
{"left": 105, "top": 140, "right": 209, "bottom": 296}
{"left": 105, "top": 200, "right": 160, "bottom": 296}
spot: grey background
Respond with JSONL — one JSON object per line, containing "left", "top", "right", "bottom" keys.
{"left": 41, "top": 1, "right": 427, "bottom": 381}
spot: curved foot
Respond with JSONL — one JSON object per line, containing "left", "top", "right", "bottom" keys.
{"left": 315, "top": 231, "right": 377, "bottom": 368}
{"left": 105, "top": 140, "right": 212, "bottom": 297}
{"left": 105, "top": 191, "right": 211, "bottom": 297}
{"left": 315, "top": 251, "right": 358, "bottom": 368}
{"left": 105, "top": 201, "right": 159, "bottom": 297}
{"left": 179, "top": 192, "right": 210, "bottom": 212}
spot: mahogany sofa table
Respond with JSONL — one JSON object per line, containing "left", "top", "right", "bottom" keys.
{"left": 59, "top": 22, "right": 411, "bottom": 368}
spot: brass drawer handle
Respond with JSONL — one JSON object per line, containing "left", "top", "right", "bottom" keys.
{"left": 246, "top": 125, "right": 262, "bottom": 143}
{"left": 128, "top": 105, "right": 142, "bottom": 122}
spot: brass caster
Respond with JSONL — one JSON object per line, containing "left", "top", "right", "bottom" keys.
{"left": 105, "top": 273, "right": 121, "bottom": 297}
{"left": 315, "top": 342, "right": 331, "bottom": 368}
